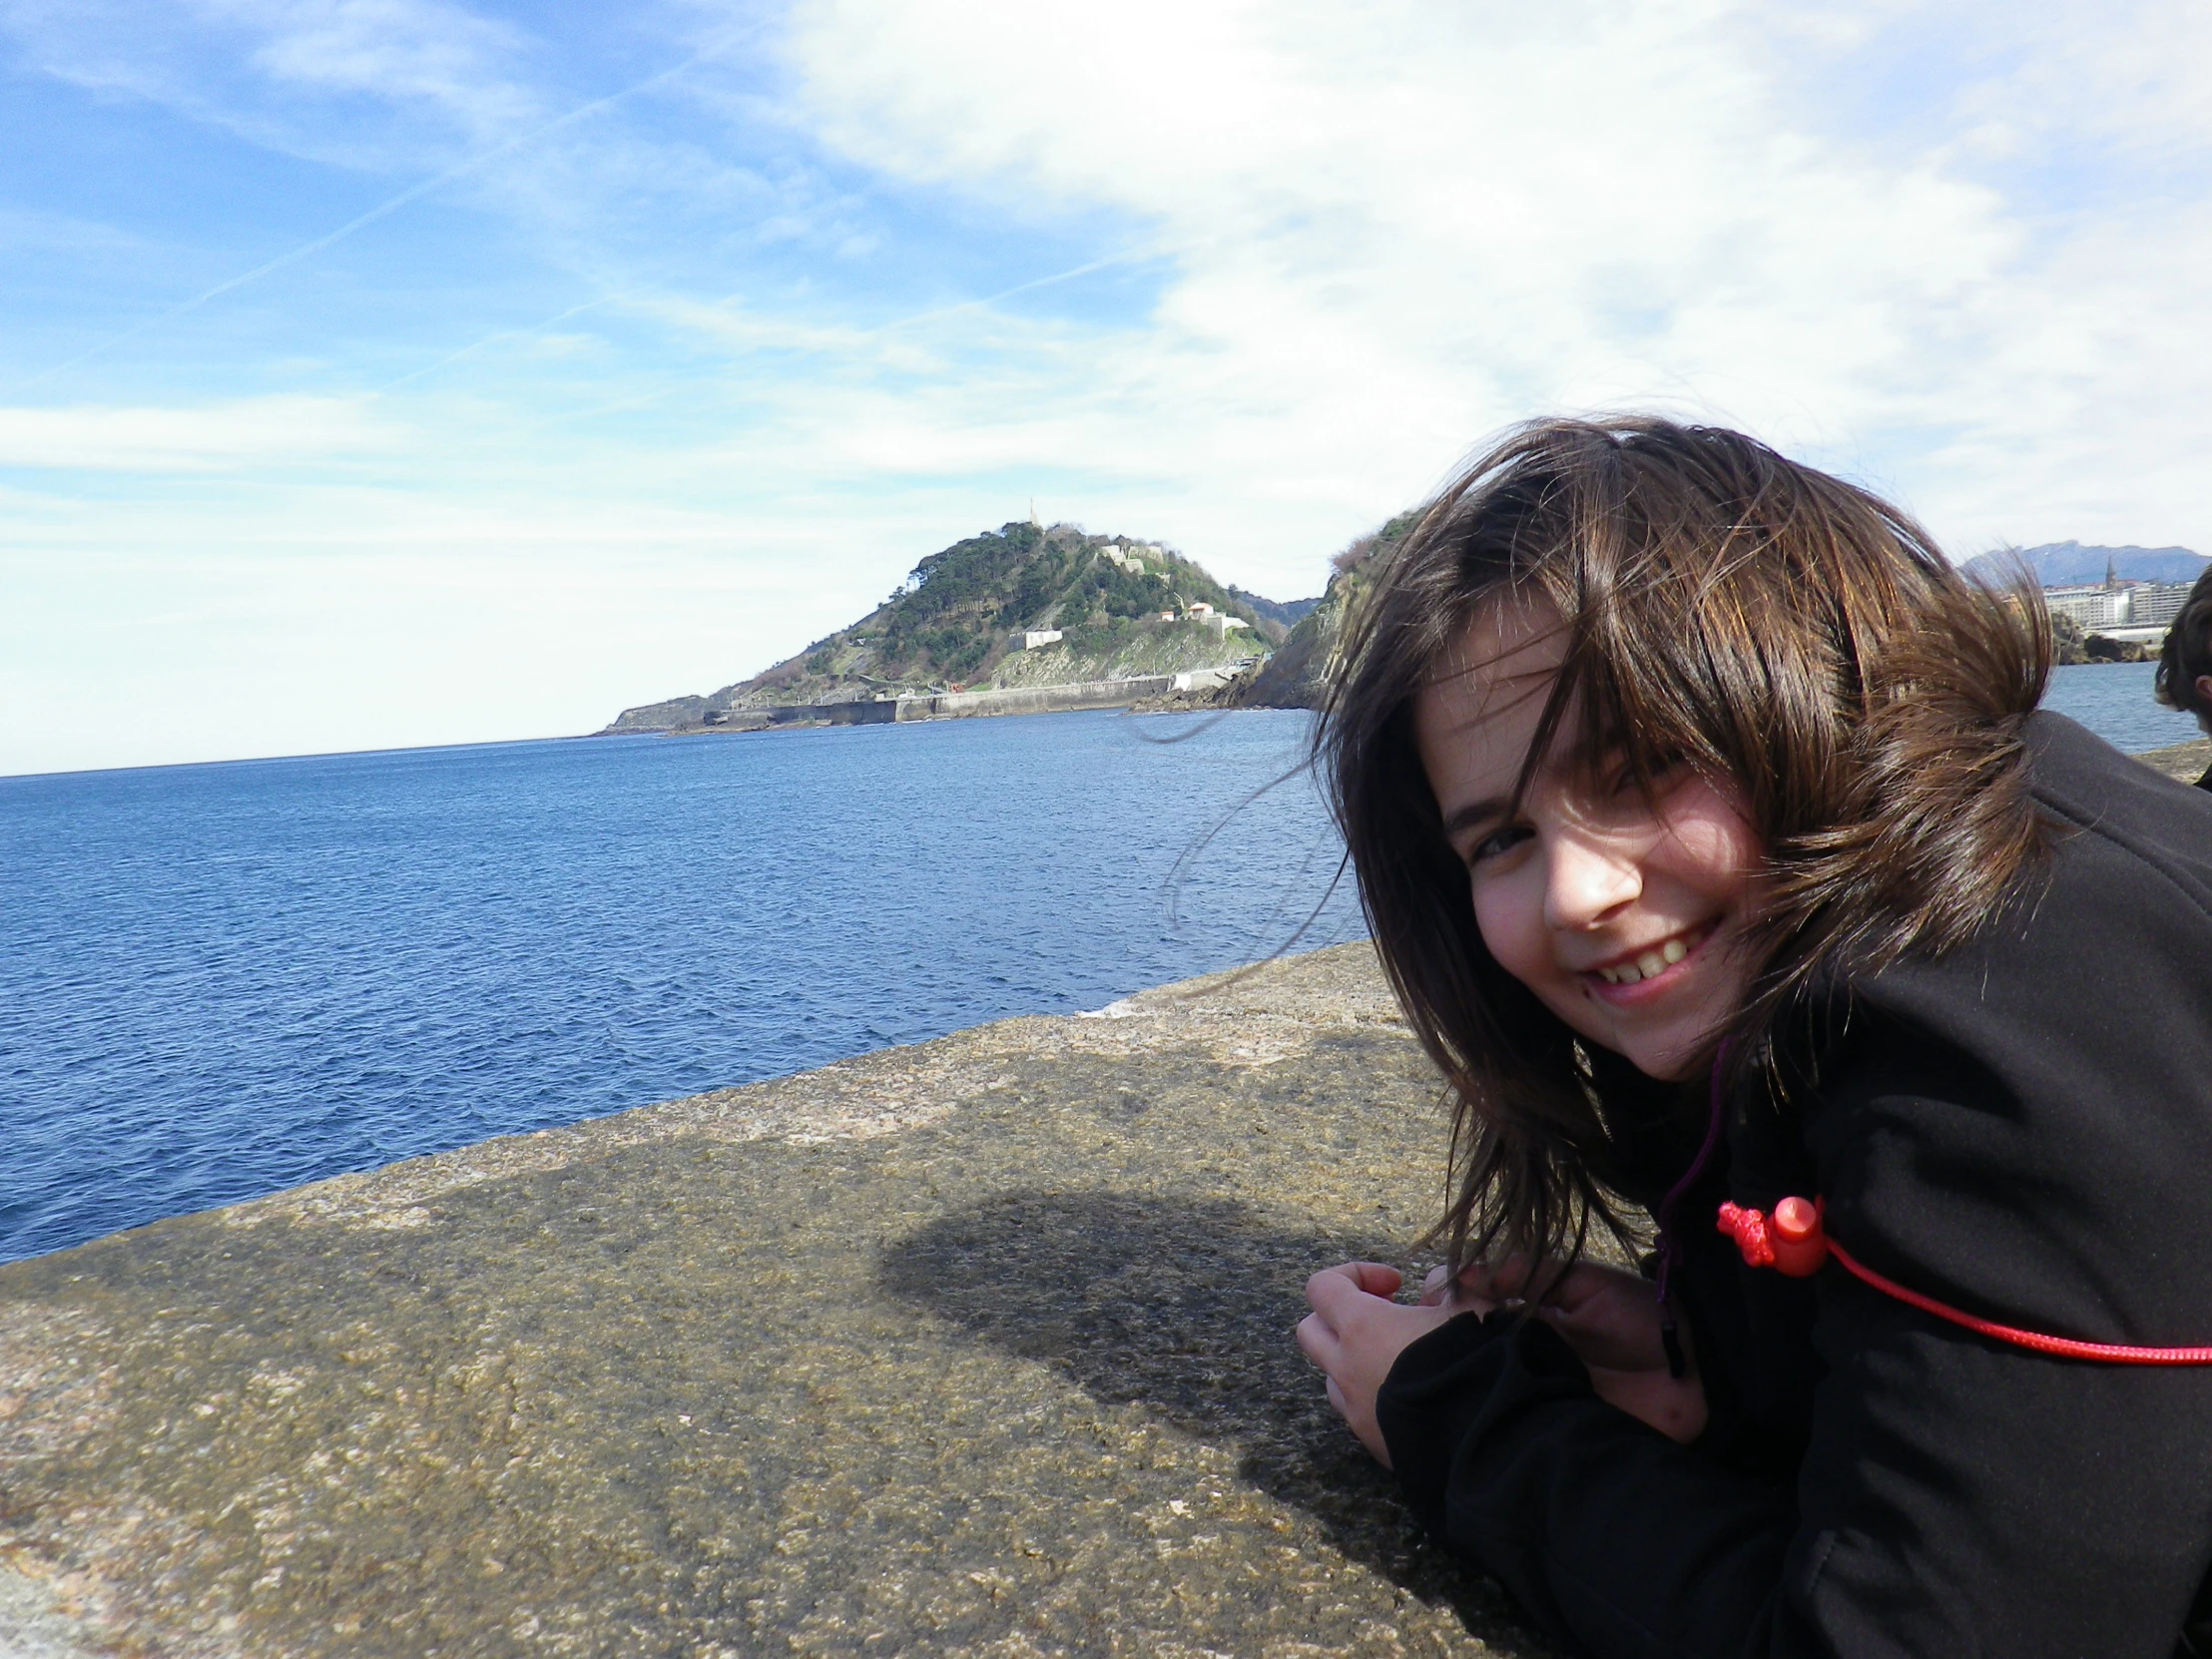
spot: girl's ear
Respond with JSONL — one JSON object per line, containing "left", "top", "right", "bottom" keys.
{"left": 2196, "top": 673, "right": 2212, "bottom": 708}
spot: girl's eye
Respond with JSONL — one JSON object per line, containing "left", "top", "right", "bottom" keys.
{"left": 1468, "top": 825, "right": 1532, "bottom": 863}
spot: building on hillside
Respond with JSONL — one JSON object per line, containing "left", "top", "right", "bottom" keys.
{"left": 1186, "top": 602, "right": 1215, "bottom": 617}
{"left": 1010, "top": 629, "right": 1063, "bottom": 651}
{"left": 1201, "top": 613, "right": 1249, "bottom": 638}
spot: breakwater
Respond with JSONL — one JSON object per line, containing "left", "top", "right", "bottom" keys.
{"left": 0, "top": 943, "right": 1534, "bottom": 1658}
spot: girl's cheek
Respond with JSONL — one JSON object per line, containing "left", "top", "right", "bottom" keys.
{"left": 1471, "top": 873, "right": 1550, "bottom": 991}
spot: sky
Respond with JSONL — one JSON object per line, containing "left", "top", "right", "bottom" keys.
{"left": 3, "top": 1, "right": 2209, "bottom": 776}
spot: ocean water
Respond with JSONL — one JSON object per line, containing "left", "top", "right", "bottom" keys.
{"left": 1, "top": 667, "right": 2197, "bottom": 1266}
{"left": 2039, "top": 660, "right": 2203, "bottom": 755}
{"left": 0, "top": 710, "right": 1362, "bottom": 1263}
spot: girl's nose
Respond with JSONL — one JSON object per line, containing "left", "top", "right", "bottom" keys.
{"left": 1542, "top": 832, "right": 1642, "bottom": 931}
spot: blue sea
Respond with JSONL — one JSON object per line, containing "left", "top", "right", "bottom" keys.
{"left": 0, "top": 663, "right": 2198, "bottom": 1265}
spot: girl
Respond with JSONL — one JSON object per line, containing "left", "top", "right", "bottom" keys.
{"left": 2154, "top": 561, "right": 2212, "bottom": 792}
{"left": 1295, "top": 418, "right": 2212, "bottom": 1657}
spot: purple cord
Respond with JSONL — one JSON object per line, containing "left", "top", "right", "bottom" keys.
{"left": 1651, "top": 1041, "right": 1732, "bottom": 1374}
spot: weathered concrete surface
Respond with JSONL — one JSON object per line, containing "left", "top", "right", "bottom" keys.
{"left": 0, "top": 943, "right": 1550, "bottom": 1659}
{"left": 2139, "top": 736, "right": 2211, "bottom": 785}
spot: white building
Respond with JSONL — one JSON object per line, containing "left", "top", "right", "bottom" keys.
{"left": 2043, "top": 576, "right": 2198, "bottom": 643}
{"left": 1009, "top": 629, "right": 1063, "bottom": 651}
{"left": 2044, "top": 584, "right": 2131, "bottom": 629}
{"left": 2129, "top": 581, "right": 2193, "bottom": 629}
{"left": 1201, "top": 613, "right": 1249, "bottom": 638}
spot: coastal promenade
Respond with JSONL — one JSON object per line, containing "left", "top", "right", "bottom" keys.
{"left": 0, "top": 943, "right": 1540, "bottom": 1658}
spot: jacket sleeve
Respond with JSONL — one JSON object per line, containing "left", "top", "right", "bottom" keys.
{"left": 1378, "top": 1310, "right": 1796, "bottom": 1656}
{"left": 1379, "top": 1263, "right": 2212, "bottom": 1658}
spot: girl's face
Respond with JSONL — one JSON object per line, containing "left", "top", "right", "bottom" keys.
{"left": 1414, "top": 604, "right": 1764, "bottom": 1082}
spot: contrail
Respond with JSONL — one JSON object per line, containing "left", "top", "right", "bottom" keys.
{"left": 881, "top": 251, "right": 1159, "bottom": 332}
{"left": 377, "top": 296, "right": 615, "bottom": 391}
{"left": 12, "top": 28, "right": 757, "bottom": 394}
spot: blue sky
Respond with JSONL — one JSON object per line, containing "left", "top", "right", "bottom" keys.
{"left": 3, "top": 0, "right": 2209, "bottom": 775}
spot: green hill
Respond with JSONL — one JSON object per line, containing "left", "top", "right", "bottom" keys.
{"left": 1233, "top": 509, "right": 1420, "bottom": 711}
{"left": 608, "top": 522, "right": 1288, "bottom": 732}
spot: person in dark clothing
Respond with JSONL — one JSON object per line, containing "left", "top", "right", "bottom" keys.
{"left": 1294, "top": 418, "right": 2212, "bottom": 1657}
{"left": 2153, "top": 562, "right": 2212, "bottom": 791}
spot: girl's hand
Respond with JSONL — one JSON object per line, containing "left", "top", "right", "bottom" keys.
{"left": 1425, "top": 1257, "right": 1708, "bottom": 1444}
{"left": 1297, "top": 1263, "right": 1458, "bottom": 1466}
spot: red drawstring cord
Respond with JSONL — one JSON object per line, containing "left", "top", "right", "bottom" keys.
{"left": 1718, "top": 1199, "right": 2212, "bottom": 1366}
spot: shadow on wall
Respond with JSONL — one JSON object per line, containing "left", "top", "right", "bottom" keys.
{"left": 879, "top": 1190, "right": 1552, "bottom": 1655}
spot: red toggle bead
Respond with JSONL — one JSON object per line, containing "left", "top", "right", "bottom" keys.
{"left": 1716, "top": 1197, "right": 1829, "bottom": 1277}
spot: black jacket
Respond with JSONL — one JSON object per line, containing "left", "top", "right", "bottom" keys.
{"left": 1378, "top": 714, "right": 2212, "bottom": 1658}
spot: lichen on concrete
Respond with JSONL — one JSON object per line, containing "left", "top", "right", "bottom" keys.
{"left": 0, "top": 943, "right": 1550, "bottom": 1658}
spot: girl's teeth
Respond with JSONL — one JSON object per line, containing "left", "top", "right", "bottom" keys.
{"left": 1595, "top": 930, "right": 1700, "bottom": 985}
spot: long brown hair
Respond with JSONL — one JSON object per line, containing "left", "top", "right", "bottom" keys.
{"left": 2154, "top": 562, "right": 2212, "bottom": 719}
{"left": 1317, "top": 416, "right": 2052, "bottom": 1270}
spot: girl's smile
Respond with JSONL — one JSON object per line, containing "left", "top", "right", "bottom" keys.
{"left": 1579, "top": 918, "right": 1720, "bottom": 999}
{"left": 1414, "top": 604, "right": 1762, "bottom": 1081}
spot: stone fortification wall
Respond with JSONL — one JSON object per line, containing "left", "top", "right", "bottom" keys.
{"left": 894, "top": 676, "right": 1175, "bottom": 721}
{"left": 701, "top": 676, "right": 1184, "bottom": 732}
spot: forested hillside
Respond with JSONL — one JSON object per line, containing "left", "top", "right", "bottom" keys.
{"left": 610, "top": 522, "right": 1303, "bottom": 731}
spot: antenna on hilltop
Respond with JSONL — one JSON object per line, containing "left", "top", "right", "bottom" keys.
{"left": 1028, "top": 497, "right": 1040, "bottom": 527}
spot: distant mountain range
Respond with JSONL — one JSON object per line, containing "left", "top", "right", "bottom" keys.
{"left": 1960, "top": 541, "right": 2209, "bottom": 587}
{"left": 607, "top": 522, "right": 1322, "bottom": 733}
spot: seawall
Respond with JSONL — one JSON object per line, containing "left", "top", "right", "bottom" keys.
{"left": 0, "top": 943, "right": 1539, "bottom": 1658}
{"left": 700, "top": 676, "right": 1186, "bottom": 732}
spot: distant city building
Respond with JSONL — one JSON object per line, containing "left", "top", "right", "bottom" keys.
{"left": 2043, "top": 579, "right": 2195, "bottom": 632}
{"left": 2130, "top": 582, "right": 2192, "bottom": 629}
{"left": 1010, "top": 629, "right": 1063, "bottom": 651}
{"left": 2044, "top": 584, "right": 2131, "bottom": 629}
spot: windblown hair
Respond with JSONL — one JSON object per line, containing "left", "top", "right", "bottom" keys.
{"left": 1316, "top": 416, "right": 2051, "bottom": 1271}
{"left": 2154, "top": 562, "right": 2212, "bottom": 720}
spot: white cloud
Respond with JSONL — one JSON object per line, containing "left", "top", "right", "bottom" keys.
{"left": 760, "top": 0, "right": 2212, "bottom": 564}
{"left": 0, "top": 396, "right": 395, "bottom": 471}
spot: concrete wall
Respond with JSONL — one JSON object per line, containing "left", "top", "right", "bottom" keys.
{"left": 697, "top": 677, "right": 1178, "bottom": 732}
{"left": 893, "top": 677, "right": 1176, "bottom": 721}
{"left": 760, "top": 700, "right": 901, "bottom": 727}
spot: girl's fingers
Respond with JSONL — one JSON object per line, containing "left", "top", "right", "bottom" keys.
{"left": 1456, "top": 1253, "right": 1537, "bottom": 1301}
{"left": 1295, "top": 1310, "right": 1341, "bottom": 1370}
{"left": 1306, "top": 1262, "right": 1403, "bottom": 1308}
